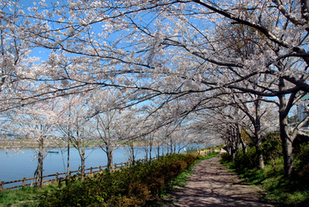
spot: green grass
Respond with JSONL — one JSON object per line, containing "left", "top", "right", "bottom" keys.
{"left": 222, "top": 156, "right": 309, "bottom": 207}
{"left": 0, "top": 183, "right": 61, "bottom": 207}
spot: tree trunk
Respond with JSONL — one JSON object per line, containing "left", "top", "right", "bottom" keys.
{"left": 255, "top": 138, "right": 265, "bottom": 169}
{"left": 66, "top": 139, "right": 70, "bottom": 184}
{"left": 240, "top": 137, "right": 247, "bottom": 154}
{"left": 254, "top": 125, "right": 265, "bottom": 169}
{"left": 157, "top": 145, "right": 160, "bottom": 159}
{"left": 230, "top": 128, "right": 238, "bottom": 162}
{"left": 79, "top": 149, "right": 85, "bottom": 180}
{"left": 253, "top": 98, "right": 264, "bottom": 169}
{"left": 278, "top": 78, "right": 294, "bottom": 177}
{"left": 161, "top": 144, "right": 165, "bottom": 157}
{"left": 144, "top": 146, "right": 148, "bottom": 162}
{"left": 106, "top": 146, "right": 113, "bottom": 170}
{"left": 35, "top": 137, "right": 44, "bottom": 189}
{"left": 173, "top": 143, "right": 177, "bottom": 154}
{"left": 225, "top": 141, "right": 233, "bottom": 159}
{"left": 149, "top": 140, "right": 152, "bottom": 161}
{"left": 231, "top": 148, "right": 236, "bottom": 162}
{"left": 129, "top": 144, "right": 135, "bottom": 165}
{"left": 280, "top": 114, "right": 293, "bottom": 177}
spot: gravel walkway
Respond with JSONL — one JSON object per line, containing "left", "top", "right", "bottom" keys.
{"left": 162, "top": 156, "right": 273, "bottom": 207}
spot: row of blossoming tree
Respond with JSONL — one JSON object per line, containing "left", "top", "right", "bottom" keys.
{"left": 0, "top": 0, "right": 309, "bottom": 179}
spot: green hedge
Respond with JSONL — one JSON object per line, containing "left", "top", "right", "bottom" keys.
{"left": 39, "top": 154, "right": 197, "bottom": 206}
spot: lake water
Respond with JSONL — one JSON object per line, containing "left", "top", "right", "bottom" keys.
{"left": 0, "top": 143, "right": 206, "bottom": 189}
{"left": 0, "top": 146, "right": 151, "bottom": 182}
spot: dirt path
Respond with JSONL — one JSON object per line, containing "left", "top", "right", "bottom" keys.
{"left": 163, "top": 156, "right": 273, "bottom": 207}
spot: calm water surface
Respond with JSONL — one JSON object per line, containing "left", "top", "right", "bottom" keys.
{"left": 0, "top": 143, "right": 206, "bottom": 189}
{"left": 0, "top": 146, "right": 156, "bottom": 183}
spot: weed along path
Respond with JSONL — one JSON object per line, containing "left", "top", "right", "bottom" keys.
{"left": 164, "top": 156, "right": 273, "bottom": 207}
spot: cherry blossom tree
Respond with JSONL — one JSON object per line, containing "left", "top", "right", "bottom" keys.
{"left": 121, "top": 108, "right": 149, "bottom": 165}
{"left": 208, "top": 105, "right": 247, "bottom": 161}
{"left": 2, "top": 0, "right": 309, "bottom": 177}
{"left": 56, "top": 95, "right": 95, "bottom": 180}
{"left": 141, "top": 133, "right": 155, "bottom": 161}
{"left": 8, "top": 99, "right": 61, "bottom": 188}
{"left": 227, "top": 91, "right": 278, "bottom": 169}
{"left": 0, "top": 0, "right": 59, "bottom": 112}
{"left": 87, "top": 88, "right": 129, "bottom": 169}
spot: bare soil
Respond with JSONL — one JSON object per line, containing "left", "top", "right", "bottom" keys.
{"left": 161, "top": 155, "right": 274, "bottom": 207}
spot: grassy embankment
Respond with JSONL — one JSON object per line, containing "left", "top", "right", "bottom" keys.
{"left": 0, "top": 148, "right": 219, "bottom": 206}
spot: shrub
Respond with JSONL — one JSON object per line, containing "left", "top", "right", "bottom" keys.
{"left": 233, "top": 147, "right": 257, "bottom": 171}
{"left": 196, "top": 154, "right": 202, "bottom": 159}
{"left": 262, "top": 132, "right": 282, "bottom": 164}
{"left": 295, "top": 143, "right": 309, "bottom": 185}
{"left": 293, "top": 134, "right": 309, "bottom": 155}
{"left": 39, "top": 154, "right": 197, "bottom": 206}
{"left": 220, "top": 152, "right": 230, "bottom": 164}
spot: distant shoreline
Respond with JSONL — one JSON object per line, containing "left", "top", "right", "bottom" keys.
{"left": 0, "top": 140, "right": 160, "bottom": 150}
{"left": 0, "top": 139, "right": 214, "bottom": 151}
